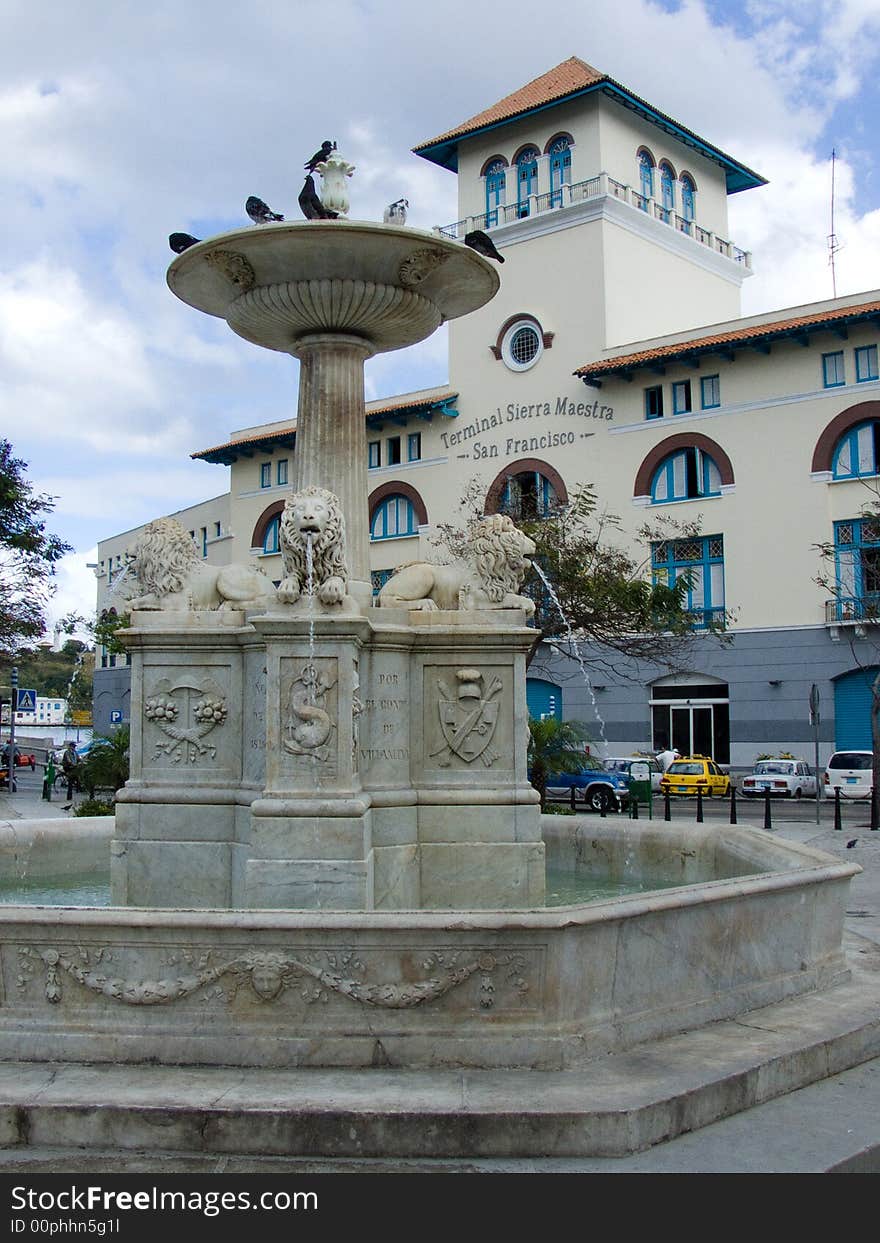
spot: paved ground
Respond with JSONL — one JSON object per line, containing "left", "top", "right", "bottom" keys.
{"left": 1, "top": 786, "right": 879, "bottom": 1172}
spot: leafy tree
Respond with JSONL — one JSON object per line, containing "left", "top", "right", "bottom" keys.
{"left": 528, "top": 716, "right": 592, "bottom": 811}
{"left": 79, "top": 726, "right": 130, "bottom": 799}
{"left": 0, "top": 439, "right": 71, "bottom": 659}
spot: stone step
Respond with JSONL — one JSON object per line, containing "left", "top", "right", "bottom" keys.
{"left": 2, "top": 945, "right": 880, "bottom": 1163}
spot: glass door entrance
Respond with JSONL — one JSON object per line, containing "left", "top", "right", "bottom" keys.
{"left": 652, "top": 684, "right": 730, "bottom": 762}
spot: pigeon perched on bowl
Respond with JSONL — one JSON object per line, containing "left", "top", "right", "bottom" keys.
{"left": 304, "top": 141, "right": 335, "bottom": 172}
{"left": 169, "top": 233, "right": 201, "bottom": 254}
{"left": 384, "top": 198, "right": 409, "bottom": 225}
{"left": 246, "top": 196, "right": 284, "bottom": 225}
{"left": 464, "top": 229, "right": 505, "bottom": 263}
{"left": 298, "top": 175, "right": 338, "bottom": 220}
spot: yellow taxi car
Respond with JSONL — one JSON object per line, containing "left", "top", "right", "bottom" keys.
{"left": 659, "top": 755, "right": 730, "bottom": 798}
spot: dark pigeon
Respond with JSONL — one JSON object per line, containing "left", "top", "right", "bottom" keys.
{"left": 464, "top": 229, "right": 505, "bottom": 263}
{"left": 298, "top": 174, "right": 338, "bottom": 220}
{"left": 384, "top": 198, "right": 408, "bottom": 225}
{"left": 305, "top": 140, "right": 335, "bottom": 172}
{"left": 846, "top": 838, "right": 858, "bottom": 848}
{"left": 246, "top": 195, "right": 284, "bottom": 225}
{"left": 169, "top": 232, "right": 201, "bottom": 253}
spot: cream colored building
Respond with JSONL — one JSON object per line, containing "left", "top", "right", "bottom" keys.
{"left": 94, "top": 58, "right": 880, "bottom": 769}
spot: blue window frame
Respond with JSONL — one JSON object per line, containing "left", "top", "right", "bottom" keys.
{"left": 651, "top": 447, "right": 722, "bottom": 503}
{"left": 833, "top": 517, "right": 880, "bottom": 621}
{"left": 368, "top": 441, "right": 380, "bottom": 468}
{"left": 680, "top": 174, "right": 696, "bottom": 223}
{"left": 652, "top": 535, "right": 725, "bottom": 629}
{"left": 500, "top": 471, "right": 555, "bottom": 520}
{"left": 823, "top": 351, "right": 846, "bottom": 387}
{"left": 260, "top": 462, "right": 271, "bottom": 488}
{"left": 700, "top": 375, "right": 721, "bottom": 409}
{"left": 672, "top": 380, "right": 692, "bottom": 415}
{"left": 386, "top": 436, "right": 402, "bottom": 465}
{"left": 200, "top": 527, "right": 208, "bottom": 558}
{"left": 638, "top": 151, "right": 654, "bottom": 205}
{"left": 832, "top": 421, "right": 880, "bottom": 479}
{"left": 485, "top": 158, "right": 506, "bottom": 227}
{"left": 277, "top": 458, "right": 288, "bottom": 485}
{"left": 548, "top": 137, "right": 572, "bottom": 208}
{"left": 659, "top": 163, "right": 675, "bottom": 222}
{"left": 516, "top": 147, "right": 539, "bottom": 218}
{"left": 407, "top": 432, "right": 421, "bottom": 462}
{"left": 263, "top": 515, "right": 280, "bottom": 554}
{"left": 214, "top": 521, "right": 221, "bottom": 538}
{"left": 371, "top": 495, "right": 418, "bottom": 540}
{"left": 855, "top": 345, "right": 879, "bottom": 383}
{"left": 644, "top": 385, "right": 664, "bottom": 419}
{"left": 371, "top": 568, "right": 394, "bottom": 597}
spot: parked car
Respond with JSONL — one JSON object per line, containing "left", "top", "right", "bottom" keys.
{"left": 544, "top": 765, "right": 631, "bottom": 813}
{"left": 824, "top": 750, "right": 874, "bottom": 800}
{"left": 659, "top": 755, "right": 730, "bottom": 798}
{"left": 742, "top": 758, "right": 817, "bottom": 799}
{"left": 604, "top": 755, "right": 664, "bottom": 792}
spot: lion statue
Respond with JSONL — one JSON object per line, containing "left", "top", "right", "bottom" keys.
{"left": 378, "top": 513, "right": 536, "bottom": 614}
{"left": 277, "top": 485, "right": 349, "bottom": 608}
{"left": 126, "top": 518, "right": 277, "bottom": 612}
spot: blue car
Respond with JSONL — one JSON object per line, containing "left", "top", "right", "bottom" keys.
{"left": 544, "top": 766, "right": 630, "bottom": 813}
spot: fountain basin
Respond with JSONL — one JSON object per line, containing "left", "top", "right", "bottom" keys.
{"left": 0, "top": 818, "right": 856, "bottom": 1070}
{"left": 167, "top": 221, "right": 499, "bottom": 353}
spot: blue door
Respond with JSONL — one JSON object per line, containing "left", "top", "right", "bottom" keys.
{"left": 527, "top": 678, "right": 562, "bottom": 721}
{"left": 834, "top": 667, "right": 879, "bottom": 749}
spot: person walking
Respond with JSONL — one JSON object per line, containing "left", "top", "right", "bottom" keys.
{"left": 61, "top": 741, "right": 79, "bottom": 805}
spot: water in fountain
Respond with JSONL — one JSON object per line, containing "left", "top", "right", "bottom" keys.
{"left": 531, "top": 560, "right": 608, "bottom": 750}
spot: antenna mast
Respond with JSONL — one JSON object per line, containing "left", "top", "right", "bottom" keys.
{"left": 828, "top": 148, "right": 842, "bottom": 298}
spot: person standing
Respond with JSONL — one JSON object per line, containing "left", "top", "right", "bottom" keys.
{"left": 42, "top": 750, "right": 56, "bottom": 801}
{"left": 656, "top": 744, "right": 679, "bottom": 772}
{"left": 61, "top": 741, "right": 79, "bottom": 804}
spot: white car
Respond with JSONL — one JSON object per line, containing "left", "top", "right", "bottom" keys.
{"left": 604, "top": 756, "right": 664, "bottom": 793}
{"left": 824, "top": 751, "right": 874, "bottom": 800}
{"left": 741, "top": 759, "right": 817, "bottom": 799}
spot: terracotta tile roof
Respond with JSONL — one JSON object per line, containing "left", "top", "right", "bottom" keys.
{"left": 366, "top": 389, "right": 457, "bottom": 416}
{"left": 574, "top": 300, "right": 880, "bottom": 378}
{"left": 415, "top": 58, "right": 604, "bottom": 151}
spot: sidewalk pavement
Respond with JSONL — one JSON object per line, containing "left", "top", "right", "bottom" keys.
{"left": 0, "top": 787, "right": 73, "bottom": 820}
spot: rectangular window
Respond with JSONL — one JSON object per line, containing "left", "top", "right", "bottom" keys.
{"left": 672, "top": 380, "right": 692, "bottom": 415}
{"left": 408, "top": 432, "right": 421, "bottom": 462}
{"left": 700, "top": 375, "right": 721, "bottom": 409}
{"left": 855, "top": 345, "right": 879, "bottom": 383}
{"left": 277, "top": 459, "right": 288, "bottom": 485}
{"left": 652, "top": 535, "right": 725, "bottom": 630}
{"left": 833, "top": 517, "right": 880, "bottom": 621}
{"left": 823, "top": 351, "right": 845, "bottom": 388}
{"left": 200, "top": 527, "right": 208, "bottom": 558}
{"left": 386, "top": 436, "right": 402, "bottom": 465}
{"left": 260, "top": 462, "right": 271, "bottom": 488}
{"left": 368, "top": 441, "right": 380, "bottom": 468}
{"left": 214, "top": 521, "right": 222, "bottom": 538}
{"left": 644, "top": 386, "right": 664, "bottom": 420}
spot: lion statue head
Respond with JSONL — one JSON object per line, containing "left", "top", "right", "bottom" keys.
{"left": 130, "top": 517, "right": 200, "bottom": 601}
{"left": 278, "top": 485, "right": 348, "bottom": 606}
{"left": 468, "top": 514, "right": 536, "bottom": 604}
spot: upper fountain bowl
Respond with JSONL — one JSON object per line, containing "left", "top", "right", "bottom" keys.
{"left": 167, "top": 220, "right": 500, "bottom": 355}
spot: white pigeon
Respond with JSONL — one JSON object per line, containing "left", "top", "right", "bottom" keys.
{"left": 384, "top": 198, "right": 409, "bottom": 225}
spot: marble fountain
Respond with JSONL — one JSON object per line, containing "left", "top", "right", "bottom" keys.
{"left": 0, "top": 155, "right": 876, "bottom": 1163}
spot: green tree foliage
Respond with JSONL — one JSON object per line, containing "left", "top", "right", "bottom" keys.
{"left": 9, "top": 645, "right": 94, "bottom": 708}
{"left": 0, "top": 440, "right": 72, "bottom": 658}
{"left": 528, "top": 715, "right": 592, "bottom": 811}
{"left": 79, "top": 726, "right": 130, "bottom": 798}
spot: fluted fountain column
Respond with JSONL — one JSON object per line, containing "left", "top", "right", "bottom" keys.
{"left": 293, "top": 332, "right": 374, "bottom": 608}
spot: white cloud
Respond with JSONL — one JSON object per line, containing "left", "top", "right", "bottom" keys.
{"left": 44, "top": 548, "right": 100, "bottom": 635}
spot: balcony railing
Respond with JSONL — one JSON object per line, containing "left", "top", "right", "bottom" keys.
{"left": 437, "top": 173, "right": 751, "bottom": 268}
{"left": 825, "top": 595, "right": 880, "bottom": 626}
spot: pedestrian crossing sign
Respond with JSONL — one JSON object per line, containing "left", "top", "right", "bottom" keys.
{"left": 15, "top": 688, "right": 36, "bottom": 713}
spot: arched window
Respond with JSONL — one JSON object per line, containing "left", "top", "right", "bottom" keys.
{"left": 832, "top": 420, "right": 880, "bottom": 479}
{"left": 484, "top": 157, "right": 507, "bottom": 227}
{"left": 499, "top": 470, "right": 556, "bottom": 520}
{"left": 651, "top": 447, "right": 722, "bottom": 503}
{"left": 262, "top": 515, "right": 280, "bottom": 554}
{"left": 370, "top": 494, "right": 418, "bottom": 540}
{"left": 515, "top": 146, "right": 539, "bottom": 218}
{"left": 547, "top": 136, "right": 572, "bottom": 208}
{"left": 680, "top": 174, "right": 696, "bottom": 223}
{"left": 638, "top": 149, "right": 655, "bottom": 206}
{"left": 659, "top": 162, "right": 675, "bottom": 221}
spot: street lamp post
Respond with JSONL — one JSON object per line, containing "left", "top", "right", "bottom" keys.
{"left": 7, "top": 666, "right": 17, "bottom": 796}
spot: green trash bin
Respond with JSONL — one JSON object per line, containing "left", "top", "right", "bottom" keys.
{"left": 628, "top": 761, "right": 653, "bottom": 819}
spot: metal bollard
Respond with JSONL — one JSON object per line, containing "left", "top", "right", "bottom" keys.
{"left": 834, "top": 785, "right": 842, "bottom": 831}
{"left": 763, "top": 787, "right": 772, "bottom": 831}
{"left": 696, "top": 787, "right": 704, "bottom": 823}
{"left": 664, "top": 789, "right": 671, "bottom": 822}
{"left": 729, "top": 783, "right": 737, "bottom": 825}
{"left": 631, "top": 794, "right": 639, "bottom": 820}
{"left": 600, "top": 791, "right": 607, "bottom": 819}
{"left": 570, "top": 785, "right": 577, "bottom": 813}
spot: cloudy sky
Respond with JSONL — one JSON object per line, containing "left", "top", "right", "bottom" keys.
{"left": 4, "top": 0, "right": 880, "bottom": 633}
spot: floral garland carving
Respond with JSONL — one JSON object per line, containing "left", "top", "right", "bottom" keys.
{"left": 144, "top": 676, "right": 228, "bottom": 763}
{"left": 17, "top": 946, "right": 530, "bottom": 1011}
{"left": 398, "top": 248, "right": 449, "bottom": 288}
{"left": 204, "top": 248, "right": 256, "bottom": 291}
